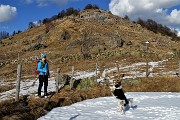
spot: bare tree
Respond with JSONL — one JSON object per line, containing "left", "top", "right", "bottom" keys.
{"left": 0, "top": 31, "right": 9, "bottom": 40}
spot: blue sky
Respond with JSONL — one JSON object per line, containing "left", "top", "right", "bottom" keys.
{"left": 0, "top": 0, "right": 180, "bottom": 35}
{"left": 0, "top": 0, "right": 110, "bottom": 34}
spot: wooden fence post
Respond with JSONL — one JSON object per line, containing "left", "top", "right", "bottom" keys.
{"left": 179, "top": 60, "right": 180, "bottom": 77}
{"left": 15, "top": 64, "right": 22, "bottom": 102}
{"left": 95, "top": 62, "right": 98, "bottom": 82}
{"left": 146, "top": 58, "right": 149, "bottom": 78}
{"left": 56, "top": 68, "right": 60, "bottom": 93}
{"left": 145, "top": 41, "right": 149, "bottom": 79}
{"left": 102, "top": 66, "right": 106, "bottom": 79}
{"left": 70, "top": 66, "right": 74, "bottom": 89}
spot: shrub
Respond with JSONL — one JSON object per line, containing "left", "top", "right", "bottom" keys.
{"left": 76, "top": 77, "right": 97, "bottom": 90}
{"left": 84, "top": 4, "right": 99, "bottom": 10}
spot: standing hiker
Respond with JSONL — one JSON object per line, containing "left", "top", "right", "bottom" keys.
{"left": 37, "top": 53, "right": 49, "bottom": 98}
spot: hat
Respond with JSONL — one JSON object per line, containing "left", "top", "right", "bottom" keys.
{"left": 40, "top": 54, "right": 46, "bottom": 59}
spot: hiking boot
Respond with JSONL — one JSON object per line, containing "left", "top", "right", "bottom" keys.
{"left": 44, "top": 92, "right": 48, "bottom": 96}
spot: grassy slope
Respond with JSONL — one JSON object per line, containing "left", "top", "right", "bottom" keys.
{"left": 0, "top": 9, "right": 179, "bottom": 80}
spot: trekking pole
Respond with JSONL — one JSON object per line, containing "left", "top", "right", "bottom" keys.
{"left": 32, "top": 77, "right": 38, "bottom": 86}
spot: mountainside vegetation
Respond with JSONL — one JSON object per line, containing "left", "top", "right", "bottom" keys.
{"left": 136, "top": 18, "right": 179, "bottom": 41}
{"left": 0, "top": 4, "right": 180, "bottom": 80}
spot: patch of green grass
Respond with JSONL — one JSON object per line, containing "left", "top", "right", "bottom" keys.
{"left": 76, "top": 77, "right": 97, "bottom": 90}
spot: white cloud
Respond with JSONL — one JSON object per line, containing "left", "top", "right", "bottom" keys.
{"left": 167, "top": 9, "right": 180, "bottom": 25}
{"left": 21, "top": 0, "right": 79, "bottom": 7}
{"left": 33, "top": 21, "right": 41, "bottom": 26}
{"left": 24, "top": 0, "right": 33, "bottom": 4}
{"left": 21, "top": 0, "right": 50, "bottom": 6}
{"left": 0, "top": 5, "right": 17, "bottom": 22}
{"left": 20, "top": 0, "right": 33, "bottom": 4}
{"left": 51, "top": 0, "right": 79, "bottom": 5}
{"left": 177, "top": 31, "right": 180, "bottom": 37}
{"left": 36, "top": 0, "right": 49, "bottom": 7}
{"left": 109, "top": 0, "right": 180, "bottom": 31}
{"left": 0, "top": 26, "right": 9, "bottom": 30}
{"left": 36, "top": 0, "right": 69, "bottom": 6}
{"left": 36, "top": 0, "right": 79, "bottom": 6}
{"left": 52, "top": 0, "right": 68, "bottom": 5}
{"left": 176, "top": 29, "right": 180, "bottom": 36}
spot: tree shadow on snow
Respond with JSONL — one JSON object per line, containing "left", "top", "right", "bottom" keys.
{"left": 69, "top": 113, "right": 80, "bottom": 120}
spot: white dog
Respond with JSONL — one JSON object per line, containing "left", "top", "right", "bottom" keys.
{"left": 129, "top": 98, "right": 133, "bottom": 108}
{"left": 118, "top": 100, "right": 126, "bottom": 114}
{"left": 118, "top": 98, "right": 133, "bottom": 114}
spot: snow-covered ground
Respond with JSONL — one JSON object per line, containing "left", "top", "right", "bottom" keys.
{"left": 0, "top": 60, "right": 179, "bottom": 119}
{"left": 38, "top": 92, "right": 180, "bottom": 120}
{"left": 0, "top": 60, "right": 177, "bottom": 101}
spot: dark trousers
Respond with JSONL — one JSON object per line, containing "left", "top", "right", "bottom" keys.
{"left": 38, "top": 75, "right": 48, "bottom": 96}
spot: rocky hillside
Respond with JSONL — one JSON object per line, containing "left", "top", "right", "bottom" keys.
{"left": 0, "top": 9, "right": 180, "bottom": 80}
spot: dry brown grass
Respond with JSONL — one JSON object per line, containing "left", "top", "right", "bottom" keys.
{"left": 0, "top": 84, "right": 112, "bottom": 120}
{"left": 0, "top": 95, "right": 34, "bottom": 120}
{"left": 123, "top": 76, "right": 180, "bottom": 92}
{"left": 0, "top": 84, "right": 15, "bottom": 93}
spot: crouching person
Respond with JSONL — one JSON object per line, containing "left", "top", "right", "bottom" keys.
{"left": 113, "top": 82, "right": 129, "bottom": 106}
